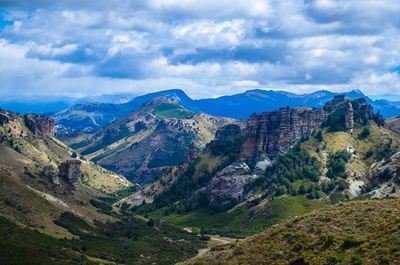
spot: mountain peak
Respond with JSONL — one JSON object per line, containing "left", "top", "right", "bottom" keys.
{"left": 142, "top": 96, "right": 178, "bottom": 108}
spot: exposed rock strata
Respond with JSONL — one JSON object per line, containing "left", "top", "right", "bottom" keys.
{"left": 24, "top": 114, "right": 55, "bottom": 138}
{"left": 240, "top": 107, "right": 326, "bottom": 159}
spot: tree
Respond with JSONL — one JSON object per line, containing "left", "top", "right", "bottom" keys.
{"left": 200, "top": 227, "right": 205, "bottom": 237}
{"left": 71, "top": 152, "right": 78, "bottom": 158}
{"left": 358, "top": 127, "right": 370, "bottom": 140}
{"left": 315, "top": 130, "right": 324, "bottom": 142}
{"left": 147, "top": 218, "right": 154, "bottom": 227}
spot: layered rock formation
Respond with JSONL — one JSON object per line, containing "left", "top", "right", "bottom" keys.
{"left": 59, "top": 159, "right": 82, "bottom": 187}
{"left": 240, "top": 107, "right": 326, "bottom": 159}
{"left": 24, "top": 114, "right": 55, "bottom": 139}
{"left": 344, "top": 101, "right": 354, "bottom": 132}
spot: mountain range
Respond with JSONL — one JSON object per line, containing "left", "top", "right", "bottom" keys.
{"left": 50, "top": 89, "right": 400, "bottom": 134}
{"left": 1, "top": 92, "right": 400, "bottom": 264}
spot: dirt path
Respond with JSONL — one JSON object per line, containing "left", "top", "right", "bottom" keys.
{"left": 183, "top": 227, "right": 239, "bottom": 259}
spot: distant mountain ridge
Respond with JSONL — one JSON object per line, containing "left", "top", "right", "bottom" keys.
{"left": 2, "top": 88, "right": 398, "bottom": 132}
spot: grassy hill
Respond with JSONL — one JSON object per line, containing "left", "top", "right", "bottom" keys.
{"left": 184, "top": 199, "right": 400, "bottom": 265}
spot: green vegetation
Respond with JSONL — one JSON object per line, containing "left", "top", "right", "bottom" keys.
{"left": 0, "top": 216, "right": 89, "bottom": 265}
{"left": 70, "top": 139, "right": 90, "bottom": 149}
{"left": 185, "top": 199, "right": 400, "bottom": 265}
{"left": 326, "top": 150, "right": 351, "bottom": 179}
{"left": 358, "top": 126, "right": 370, "bottom": 139}
{"left": 0, "top": 210, "right": 206, "bottom": 265}
{"left": 91, "top": 141, "right": 130, "bottom": 162}
{"left": 153, "top": 103, "right": 194, "bottom": 119}
{"left": 249, "top": 147, "right": 322, "bottom": 199}
{"left": 151, "top": 137, "right": 242, "bottom": 212}
{"left": 323, "top": 103, "right": 348, "bottom": 132}
{"left": 54, "top": 211, "right": 206, "bottom": 264}
{"left": 81, "top": 124, "right": 131, "bottom": 156}
{"left": 152, "top": 196, "right": 327, "bottom": 238}
{"left": 315, "top": 130, "right": 324, "bottom": 142}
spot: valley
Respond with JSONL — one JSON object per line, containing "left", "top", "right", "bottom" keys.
{"left": 1, "top": 92, "right": 400, "bottom": 264}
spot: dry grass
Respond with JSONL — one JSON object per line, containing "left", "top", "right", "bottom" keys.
{"left": 184, "top": 199, "right": 400, "bottom": 265}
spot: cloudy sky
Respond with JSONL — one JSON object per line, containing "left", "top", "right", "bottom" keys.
{"left": 0, "top": 0, "right": 400, "bottom": 99}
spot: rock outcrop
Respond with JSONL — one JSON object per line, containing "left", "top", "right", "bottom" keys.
{"left": 43, "top": 165, "right": 61, "bottom": 185}
{"left": 203, "top": 162, "right": 258, "bottom": 210}
{"left": 24, "top": 114, "right": 55, "bottom": 139}
{"left": 323, "top": 96, "right": 374, "bottom": 132}
{"left": 59, "top": 159, "right": 82, "bottom": 187}
{"left": 344, "top": 101, "right": 354, "bottom": 132}
{"left": 0, "top": 112, "right": 9, "bottom": 126}
{"left": 240, "top": 107, "right": 326, "bottom": 160}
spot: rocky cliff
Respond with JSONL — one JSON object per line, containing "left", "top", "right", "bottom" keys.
{"left": 24, "top": 114, "right": 55, "bottom": 138}
{"left": 240, "top": 107, "right": 326, "bottom": 160}
{"left": 59, "top": 159, "right": 83, "bottom": 187}
{"left": 201, "top": 162, "right": 258, "bottom": 210}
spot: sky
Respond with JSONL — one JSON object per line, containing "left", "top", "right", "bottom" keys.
{"left": 0, "top": 0, "right": 400, "bottom": 100}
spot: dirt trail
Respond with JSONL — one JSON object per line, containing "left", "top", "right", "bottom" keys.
{"left": 183, "top": 227, "right": 239, "bottom": 258}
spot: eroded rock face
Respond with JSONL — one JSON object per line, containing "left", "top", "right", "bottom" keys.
{"left": 344, "top": 101, "right": 354, "bottom": 132}
{"left": 240, "top": 107, "right": 326, "bottom": 159}
{"left": 203, "top": 162, "right": 258, "bottom": 210}
{"left": 59, "top": 159, "right": 82, "bottom": 187}
{"left": 24, "top": 114, "right": 55, "bottom": 139}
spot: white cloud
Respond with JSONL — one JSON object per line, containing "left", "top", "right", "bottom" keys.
{"left": 0, "top": 0, "right": 399, "bottom": 99}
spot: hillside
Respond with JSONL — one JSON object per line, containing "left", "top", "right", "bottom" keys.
{"left": 0, "top": 110, "right": 208, "bottom": 264}
{"left": 131, "top": 96, "right": 400, "bottom": 238}
{"left": 54, "top": 89, "right": 194, "bottom": 134}
{"left": 70, "top": 97, "right": 234, "bottom": 184}
{"left": 387, "top": 116, "right": 400, "bottom": 132}
{"left": 183, "top": 199, "right": 400, "bottom": 265}
{"left": 0, "top": 110, "right": 131, "bottom": 233}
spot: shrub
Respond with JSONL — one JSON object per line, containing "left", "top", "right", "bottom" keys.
{"left": 327, "top": 151, "right": 351, "bottom": 179}
{"left": 351, "top": 255, "right": 363, "bottom": 265}
{"left": 342, "top": 236, "right": 362, "bottom": 249}
{"left": 365, "top": 149, "right": 374, "bottom": 158}
{"left": 358, "top": 127, "right": 370, "bottom": 140}
{"left": 147, "top": 218, "right": 154, "bottom": 227}
{"left": 315, "top": 130, "right": 324, "bottom": 142}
